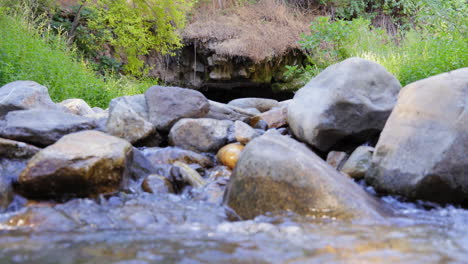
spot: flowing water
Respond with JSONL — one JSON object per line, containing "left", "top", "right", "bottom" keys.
{"left": 0, "top": 185, "right": 468, "bottom": 264}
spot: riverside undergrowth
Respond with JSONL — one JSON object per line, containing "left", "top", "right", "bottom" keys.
{"left": 0, "top": 7, "right": 155, "bottom": 108}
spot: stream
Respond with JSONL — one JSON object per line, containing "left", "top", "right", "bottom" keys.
{"left": 0, "top": 185, "right": 467, "bottom": 264}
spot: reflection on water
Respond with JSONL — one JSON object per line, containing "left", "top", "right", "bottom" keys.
{"left": 0, "top": 191, "right": 467, "bottom": 264}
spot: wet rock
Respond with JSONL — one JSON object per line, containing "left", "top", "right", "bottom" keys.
{"left": 172, "top": 161, "right": 207, "bottom": 188}
{"left": 0, "top": 81, "right": 64, "bottom": 118}
{"left": 59, "top": 98, "right": 94, "bottom": 116}
{"left": 366, "top": 68, "right": 468, "bottom": 204}
{"left": 0, "top": 138, "right": 41, "bottom": 159}
{"left": 140, "top": 147, "right": 213, "bottom": 168}
{"left": 6, "top": 207, "right": 78, "bottom": 232}
{"left": 224, "top": 130, "right": 388, "bottom": 220}
{"left": 341, "top": 146, "right": 373, "bottom": 179}
{"left": 288, "top": 58, "right": 401, "bottom": 151}
{"left": 326, "top": 151, "right": 348, "bottom": 170}
{"left": 142, "top": 174, "right": 174, "bottom": 194}
{"left": 169, "top": 118, "right": 233, "bottom": 153}
{"left": 191, "top": 180, "right": 226, "bottom": 205}
{"left": 0, "top": 109, "right": 96, "bottom": 146}
{"left": 228, "top": 98, "right": 279, "bottom": 112}
{"left": 16, "top": 130, "right": 133, "bottom": 199}
{"left": 217, "top": 143, "right": 244, "bottom": 169}
{"left": 206, "top": 166, "right": 232, "bottom": 181}
{"left": 145, "top": 86, "right": 210, "bottom": 131}
{"left": 205, "top": 100, "right": 255, "bottom": 122}
{"left": 251, "top": 105, "right": 288, "bottom": 129}
{"left": 230, "top": 120, "right": 261, "bottom": 145}
{"left": 106, "top": 96, "right": 156, "bottom": 144}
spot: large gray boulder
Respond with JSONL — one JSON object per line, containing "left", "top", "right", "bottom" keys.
{"left": 288, "top": 58, "right": 401, "bottom": 151}
{"left": 106, "top": 95, "right": 155, "bottom": 144}
{"left": 0, "top": 109, "right": 95, "bottom": 146}
{"left": 145, "top": 86, "right": 210, "bottom": 131}
{"left": 228, "top": 98, "right": 279, "bottom": 112}
{"left": 205, "top": 100, "right": 255, "bottom": 122}
{"left": 0, "top": 81, "right": 64, "bottom": 118}
{"left": 366, "top": 68, "right": 468, "bottom": 204}
{"left": 224, "top": 131, "right": 389, "bottom": 220}
{"left": 16, "top": 130, "right": 133, "bottom": 199}
{"left": 169, "top": 118, "right": 233, "bottom": 153}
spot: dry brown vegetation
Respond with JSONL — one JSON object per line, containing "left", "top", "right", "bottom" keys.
{"left": 184, "top": 0, "right": 313, "bottom": 62}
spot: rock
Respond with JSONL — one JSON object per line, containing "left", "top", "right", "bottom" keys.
{"left": 169, "top": 118, "right": 233, "bottom": 153}
{"left": 251, "top": 105, "right": 288, "bottom": 129}
{"left": 145, "top": 86, "right": 210, "bottom": 131}
{"left": 366, "top": 68, "right": 468, "bottom": 204}
{"left": 0, "top": 139, "right": 41, "bottom": 211}
{"left": 205, "top": 100, "right": 255, "bottom": 122}
{"left": 341, "top": 146, "right": 374, "bottom": 179}
{"left": 59, "top": 99, "right": 94, "bottom": 116}
{"left": 244, "top": 108, "right": 261, "bottom": 115}
{"left": 92, "top": 107, "right": 105, "bottom": 113}
{"left": 224, "top": 130, "right": 388, "bottom": 220}
{"left": 326, "top": 151, "right": 348, "bottom": 170}
{"left": 217, "top": 143, "right": 244, "bottom": 169}
{"left": 111, "top": 94, "right": 149, "bottom": 120}
{"left": 288, "top": 58, "right": 401, "bottom": 151}
{"left": 0, "top": 81, "right": 64, "bottom": 118}
{"left": 230, "top": 120, "right": 261, "bottom": 145}
{"left": 172, "top": 161, "right": 207, "bottom": 188}
{"left": 142, "top": 174, "right": 174, "bottom": 194}
{"left": 0, "top": 138, "right": 41, "bottom": 159}
{"left": 16, "top": 130, "right": 133, "bottom": 199}
{"left": 85, "top": 111, "right": 108, "bottom": 133}
{"left": 140, "top": 147, "right": 213, "bottom": 168}
{"left": 279, "top": 99, "right": 292, "bottom": 107}
{"left": 0, "top": 109, "right": 96, "bottom": 146}
{"left": 228, "top": 98, "right": 279, "bottom": 112}
{"left": 106, "top": 96, "right": 155, "bottom": 144}
{"left": 205, "top": 166, "right": 232, "bottom": 181}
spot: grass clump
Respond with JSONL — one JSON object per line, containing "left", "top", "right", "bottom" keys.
{"left": 0, "top": 8, "right": 154, "bottom": 108}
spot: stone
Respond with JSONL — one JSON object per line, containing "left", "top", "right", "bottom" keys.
{"left": 145, "top": 86, "right": 210, "bottom": 131}
{"left": 142, "top": 174, "right": 174, "bottom": 194}
{"left": 59, "top": 99, "right": 94, "bottom": 116}
{"left": 85, "top": 111, "right": 108, "bottom": 133}
{"left": 92, "top": 107, "right": 105, "bottom": 113}
{"left": 16, "top": 130, "right": 133, "bottom": 199}
{"left": 0, "top": 81, "right": 64, "bottom": 118}
{"left": 172, "top": 161, "right": 207, "bottom": 188}
{"left": 230, "top": 120, "right": 261, "bottom": 145}
{"left": 326, "top": 151, "right": 348, "bottom": 170}
{"left": 366, "top": 68, "right": 468, "bottom": 204}
{"left": 0, "top": 138, "right": 41, "bottom": 159}
{"left": 111, "top": 94, "right": 149, "bottom": 120}
{"left": 140, "top": 147, "right": 213, "bottom": 168}
{"left": 288, "top": 58, "right": 401, "bottom": 152}
{"left": 106, "top": 96, "right": 155, "bottom": 144}
{"left": 251, "top": 105, "right": 288, "bottom": 129}
{"left": 224, "top": 130, "right": 388, "bottom": 220}
{"left": 169, "top": 118, "right": 233, "bottom": 153}
{"left": 217, "top": 143, "right": 244, "bottom": 169}
{"left": 228, "top": 98, "right": 279, "bottom": 112}
{"left": 341, "top": 146, "right": 374, "bottom": 179}
{"left": 205, "top": 100, "right": 255, "bottom": 122}
{"left": 0, "top": 109, "right": 96, "bottom": 146}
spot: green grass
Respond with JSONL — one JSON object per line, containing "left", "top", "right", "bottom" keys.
{"left": 0, "top": 11, "right": 155, "bottom": 108}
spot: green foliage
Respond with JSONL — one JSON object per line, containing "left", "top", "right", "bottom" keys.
{"left": 0, "top": 10, "right": 155, "bottom": 108}
{"left": 87, "top": 0, "right": 197, "bottom": 76}
{"left": 288, "top": 0, "right": 467, "bottom": 87}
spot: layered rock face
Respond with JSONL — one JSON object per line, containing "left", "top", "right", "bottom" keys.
{"left": 224, "top": 131, "right": 388, "bottom": 220}
{"left": 288, "top": 58, "right": 401, "bottom": 151}
{"left": 366, "top": 68, "right": 468, "bottom": 204}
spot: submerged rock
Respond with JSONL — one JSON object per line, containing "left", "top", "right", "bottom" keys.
{"left": 0, "top": 109, "right": 95, "bottom": 146}
{"left": 142, "top": 174, "right": 174, "bottom": 194}
{"left": 217, "top": 143, "right": 244, "bottom": 169}
{"left": 169, "top": 118, "right": 233, "bottom": 153}
{"left": 288, "top": 58, "right": 401, "bottom": 151}
{"left": 366, "top": 68, "right": 468, "bottom": 204}
{"left": 228, "top": 98, "right": 279, "bottom": 112}
{"left": 224, "top": 131, "right": 388, "bottom": 220}
{"left": 0, "top": 81, "right": 64, "bottom": 118}
{"left": 145, "top": 86, "right": 210, "bottom": 131}
{"left": 16, "top": 130, "right": 133, "bottom": 200}
{"left": 172, "top": 161, "right": 207, "bottom": 188}
{"left": 106, "top": 96, "right": 156, "bottom": 144}
{"left": 59, "top": 98, "right": 94, "bottom": 116}
{"left": 341, "top": 146, "right": 374, "bottom": 180}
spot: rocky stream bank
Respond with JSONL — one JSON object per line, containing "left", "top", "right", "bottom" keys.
{"left": 0, "top": 58, "right": 467, "bottom": 263}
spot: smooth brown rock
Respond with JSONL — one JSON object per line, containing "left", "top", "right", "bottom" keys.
{"left": 16, "top": 130, "right": 133, "bottom": 199}
{"left": 217, "top": 143, "right": 244, "bottom": 169}
{"left": 142, "top": 174, "right": 174, "bottom": 194}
